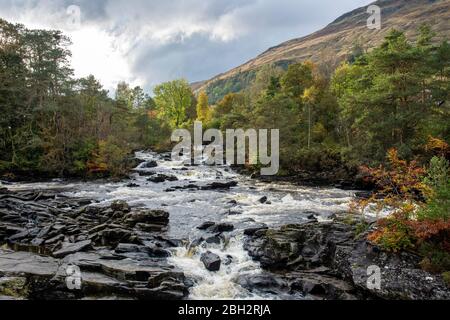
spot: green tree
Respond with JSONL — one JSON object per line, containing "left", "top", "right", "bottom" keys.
{"left": 154, "top": 79, "right": 193, "bottom": 128}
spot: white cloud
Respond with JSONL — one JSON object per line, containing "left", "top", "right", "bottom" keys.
{"left": 0, "top": 0, "right": 375, "bottom": 93}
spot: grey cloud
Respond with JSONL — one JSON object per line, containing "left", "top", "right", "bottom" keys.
{"left": 0, "top": 0, "right": 374, "bottom": 92}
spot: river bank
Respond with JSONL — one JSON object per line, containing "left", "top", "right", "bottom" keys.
{"left": 0, "top": 151, "right": 447, "bottom": 300}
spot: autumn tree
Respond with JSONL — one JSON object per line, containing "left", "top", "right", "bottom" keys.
{"left": 196, "top": 91, "right": 210, "bottom": 123}
{"left": 153, "top": 79, "right": 193, "bottom": 128}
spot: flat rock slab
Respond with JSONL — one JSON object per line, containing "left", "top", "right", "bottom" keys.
{"left": 53, "top": 240, "right": 92, "bottom": 258}
{"left": 0, "top": 249, "right": 59, "bottom": 277}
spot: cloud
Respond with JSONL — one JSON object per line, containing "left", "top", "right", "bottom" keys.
{"left": 0, "top": 0, "right": 374, "bottom": 93}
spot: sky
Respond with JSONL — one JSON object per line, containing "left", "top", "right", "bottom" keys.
{"left": 0, "top": 0, "right": 374, "bottom": 94}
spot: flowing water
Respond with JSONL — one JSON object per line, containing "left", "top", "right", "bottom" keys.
{"left": 7, "top": 151, "right": 358, "bottom": 300}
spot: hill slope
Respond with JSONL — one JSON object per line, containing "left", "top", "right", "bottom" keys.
{"left": 197, "top": 0, "right": 450, "bottom": 103}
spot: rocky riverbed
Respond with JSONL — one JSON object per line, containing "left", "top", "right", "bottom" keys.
{"left": 0, "top": 151, "right": 448, "bottom": 300}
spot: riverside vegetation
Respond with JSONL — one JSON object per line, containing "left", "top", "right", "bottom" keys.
{"left": 0, "top": 16, "right": 449, "bottom": 298}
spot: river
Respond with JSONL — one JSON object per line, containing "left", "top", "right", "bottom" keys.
{"left": 7, "top": 151, "right": 357, "bottom": 300}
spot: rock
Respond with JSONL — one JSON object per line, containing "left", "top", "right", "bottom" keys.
{"left": 236, "top": 273, "right": 287, "bottom": 293}
{"left": 243, "top": 221, "right": 450, "bottom": 300}
{"left": 205, "top": 235, "right": 221, "bottom": 245}
{"left": 211, "top": 223, "right": 234, "bottom": 233}
{"left": 53, "top": 240, "right": 92, "bottom": 258}
{"left": 244, "top": 224, "right": 268, "bottom": 236}
{"left": 285, "top": 272, "right": 356, "bottom": 299}
{"left": 94, "top": 228, "right": 133, "bottom": 247}
{"left": 258, "top": 196, "right": 268, "bottom": 204}
{"left": 355, "top": 191, "right": 372, "bottom": 199}
{"left": 146, "top": 243, "right": 170, "bottom": 258}
{"left": 115, "top": 243, "right": 146, "bottom": 254}
{"left": 143, "top": 161, "right": 158, "bottom": 168}
{"left": 197, "top": 221, "right": 215, "bottom": 230}
{"left": 148, "top": 174, "right": 178, "bottom": 183}
{"left": 123, "top": 210, "right": 169, "bottom": 227}
{"left": 45, "top": 234, "right": 65, "bottom": 245}
{"left": 224, "top": 255, "right": 233, "bottom": 266}
{"left": 200, "top": 181, "right": 238, "bottom": 190}
{"left": 136, "top": 171, "right": 156, "bottom": 177}
{"left": 200, "top": 251, "right": 221, "bottom": 272}
{"left": 0, "top": 277, "right": 28, "bottom": 298}
{"left": 111, "top": 200, "right": 131, "bottom": 213}
{"left": 126, "top": 183, "right": 140, "bottom": 188}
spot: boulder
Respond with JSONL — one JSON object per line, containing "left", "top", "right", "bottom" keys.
{"left": 200, "top": 251, "right": 221, "bottom": 272}
{"left": 258, "top": 196, "right": 268, "bottom": 204}
{"left": 148, "top": 174, "right": 178, "bottom": 183}
{"left": 142, "top": 161, "right": 158, "bottom": 168}
{"left": 211, "top": 223, "right": 234, "bottom": 233}
{"left": 197, "top": 221, "right": 215, "bottom": 230}
{"left": 200, "top": 181, "right": 238, "bottom": 190}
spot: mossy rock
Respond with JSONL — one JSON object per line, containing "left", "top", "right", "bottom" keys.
{"left": 0, "top": 277, "right": 28, "bottom": 298}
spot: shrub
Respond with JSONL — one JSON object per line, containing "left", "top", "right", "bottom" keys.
{"left": 367, "top": 205, "right": 417, "bottom": 252}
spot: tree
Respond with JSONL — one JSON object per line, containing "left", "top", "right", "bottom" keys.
{"left": 196, "top": 91, "right": 210, "bottom": 123}
{"left": 153, "top": 79, "right": 193, "bottom": 128}
{"left": 332, "top": 28, "right": 448, "bottom": 164}
{"left": 280, "top": 61, "right": 315, "bottom": 99}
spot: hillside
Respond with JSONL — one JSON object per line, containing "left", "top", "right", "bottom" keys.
{"left": 197, "top": 0, "right": 450, "bottom": 103}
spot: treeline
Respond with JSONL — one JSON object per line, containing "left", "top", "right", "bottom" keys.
{"left": 1, "top": 19, "right": 449, "bottom": 181}
{"left": 195, "top": 26, "right": 449, "bottom": 178}
{"left": 0, "top": 19, "right": 168, "bottom": 178}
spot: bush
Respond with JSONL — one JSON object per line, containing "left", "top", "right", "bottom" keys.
{"left": 368, "top": 205, "right": 417, "bottom": 252}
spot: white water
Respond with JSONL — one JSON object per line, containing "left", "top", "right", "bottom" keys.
{"left": 5, "top": 151, "right": 359, "bottom": 300}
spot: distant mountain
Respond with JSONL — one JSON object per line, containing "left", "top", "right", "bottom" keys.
{"left": 196, "top": 0, "right": 450, "bottom": 103}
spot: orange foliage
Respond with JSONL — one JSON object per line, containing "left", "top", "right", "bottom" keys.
{"left": 426, "top": 136, "right": 449, "bottom": 157}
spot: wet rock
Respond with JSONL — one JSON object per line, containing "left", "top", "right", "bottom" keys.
{"left": 111, "top": 200, "right": 131, "bottom": 213}
{"left": 146, "top": 243, "right": 170, "bottom": 258}
{"left": 200, "top": 181, "right": 238, "bottom": 190}
{"left": 200, "top": 251, "right": 221, "bottom": 272}
{"left": 148, "top": 174, "right": 178, "bottom": 183}
{"left": 123, "top": 210, "right": 169, "bottom": 227}
{"left": 136, "top": 171, "right": 156, "bottom": 177}
{"left": 224, "top": 255, "right": 233, "bottom": 266}
{"left": 205, "top": 235, "right": 221, "bottom": 245}
{"left": 197, "top": 221, "right": 215, "bottom": 230}
{"left": 258, "top": 196, "right": 268, "bottom": 204}
{"left": 53, "top": 240, "right": 92, "bottom": 258}
{"left": 244, "top": 224, "right": 268, "bottom": 236}
{"left": 126, "top": 183, "right": 140, "bottom": 188}
{"left": 210, "top": 223, "right": 234, "bottom": 233}
{"left": 142, "top": 161, "right": 158, "bottom": 168}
